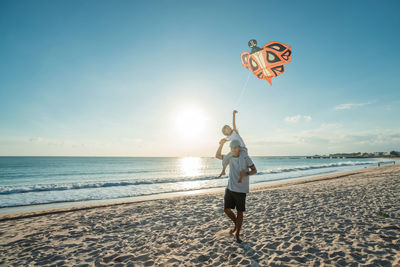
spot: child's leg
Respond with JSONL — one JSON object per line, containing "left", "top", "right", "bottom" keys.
{"left": 240, "top": 147, "right": 248, "bottom": 157}
{"left": 222, "top": 152, "right": 232, "bottom": 169}
{"left": 218, "top": 166, "right": 227, "bottom": 177}
{"left": 239, "top": 147, "right": 249, "bottom": 171}
{"left": 219, "top": 152, "right": 232, "bottom": 177}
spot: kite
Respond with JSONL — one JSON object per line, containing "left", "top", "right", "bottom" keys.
{"left": 240, "top": 39, "right": 292, "bottom": 85}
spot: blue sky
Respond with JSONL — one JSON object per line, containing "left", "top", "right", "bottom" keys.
{"left": 0, "top": 0, "right": 399, "bottom": 156}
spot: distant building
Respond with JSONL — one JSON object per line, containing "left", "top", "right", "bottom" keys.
{"left": 323, "top": 150, "right": 399, "bottom": 159}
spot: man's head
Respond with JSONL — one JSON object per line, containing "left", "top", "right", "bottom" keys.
{"left": 230, "top": 140, "right": 241, "bottom": 157}
{"left": 222, "top": 125, "right": 233, "bottom": 136}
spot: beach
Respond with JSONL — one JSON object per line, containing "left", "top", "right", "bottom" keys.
{"left": 1, "top": 165, "right": 399, "bottom": 266}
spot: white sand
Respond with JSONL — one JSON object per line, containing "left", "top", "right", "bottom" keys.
{"left": 1, "top": 165, "right": 399, "bottom": 266}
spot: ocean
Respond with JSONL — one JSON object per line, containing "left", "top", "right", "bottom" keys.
{"left": 0, "top": 156, "right": 395, "bottom": 209}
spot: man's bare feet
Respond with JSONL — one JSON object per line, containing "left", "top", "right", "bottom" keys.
{"left": 235, "top": 234, "right": 243, "bottom": 243}
{"left": 229, "top": 227, "right": 236, "bottom": 235}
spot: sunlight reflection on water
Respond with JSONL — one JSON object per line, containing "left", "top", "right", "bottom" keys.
{"left": 176, "top": 157, "right": 206, "bottom": 190}
{"left": 179, "top": 157, "right": 203, "bottom": 177}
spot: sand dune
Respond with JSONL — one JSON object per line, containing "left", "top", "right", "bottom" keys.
{"left": 1, "top": 165, "right": 399, "bottom": 266}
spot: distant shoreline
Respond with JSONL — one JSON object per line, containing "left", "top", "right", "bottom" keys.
{"left": 305, "top": 156, "right": 400, "bottom": 159}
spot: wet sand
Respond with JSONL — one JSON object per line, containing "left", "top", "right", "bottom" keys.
{"left": 1, "top": 165, "right": 399, "bottom": 266}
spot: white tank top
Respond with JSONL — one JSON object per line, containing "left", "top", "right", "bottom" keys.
{"left": 226, "top": 131, "right": 246, "bottom": 148}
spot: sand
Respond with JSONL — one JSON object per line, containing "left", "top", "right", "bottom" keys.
{"left": 0, "top": 165, "right": 399, "bottom": 266}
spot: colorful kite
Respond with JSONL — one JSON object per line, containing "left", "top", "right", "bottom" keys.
{"left": 240, "top": 39, "right": 292, "bottom": 85}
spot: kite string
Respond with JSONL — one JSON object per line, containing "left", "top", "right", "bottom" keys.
{"left": 235, "top": 72, "right": 251, "bottom": 109}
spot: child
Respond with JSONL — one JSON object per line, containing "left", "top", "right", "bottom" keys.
{"left": 218, "top": 110, "right": 248, "bottom": 178}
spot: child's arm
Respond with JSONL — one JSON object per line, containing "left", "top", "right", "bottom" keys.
{"left": 215, "top": 139, "right": 227, "bottom": 160}
{"left": 233, "top": 110, "right": 238, "bottom": 133}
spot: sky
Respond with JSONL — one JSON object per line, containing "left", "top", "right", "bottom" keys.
{"left": 0, "top": 0, "right": 399, "bottom": 157}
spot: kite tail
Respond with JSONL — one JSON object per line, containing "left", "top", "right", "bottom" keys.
{"left": 266, "top": 76, "right": 272, "bottom": 85}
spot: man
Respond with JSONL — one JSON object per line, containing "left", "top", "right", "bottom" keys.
{"left": 215, "top": 139, "right": 257, "bottom": 243}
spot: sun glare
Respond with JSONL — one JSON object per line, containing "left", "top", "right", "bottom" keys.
{"left": 174, "top": 107, "right": 207, "bottom": 140}
{"left": 179, "top": 157, "right": 202, "bottom": 177}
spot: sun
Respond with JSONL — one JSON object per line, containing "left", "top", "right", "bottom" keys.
{"left": 174, "top": 107, "right": 207, "bottom": 140}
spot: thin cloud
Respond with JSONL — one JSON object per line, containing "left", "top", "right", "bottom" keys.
{"left": 248, "top": 124, "right": 400, "bottom": 155}
{"left": 284, "top": 115, "right": 312, "bottom": 123}
{"left": 333, "top": 102, "right": 371, "bottom": 110}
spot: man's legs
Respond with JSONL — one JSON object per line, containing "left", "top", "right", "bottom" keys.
{"left": 224, "top": 189, "right": 245, "bottom": 242}
{"left": 224, "top": 208, "right": 237, "bottom": 234}
{"left": 235, "top": 211, "right": 244, "bottom": 243}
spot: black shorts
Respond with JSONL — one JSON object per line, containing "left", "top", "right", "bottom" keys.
{"left": 224, "top": 188, "right": 247, "bottom": 212}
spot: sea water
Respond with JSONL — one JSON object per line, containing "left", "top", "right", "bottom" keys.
{"left": 0, "top": 156, "right": 396, "bottom": 209}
